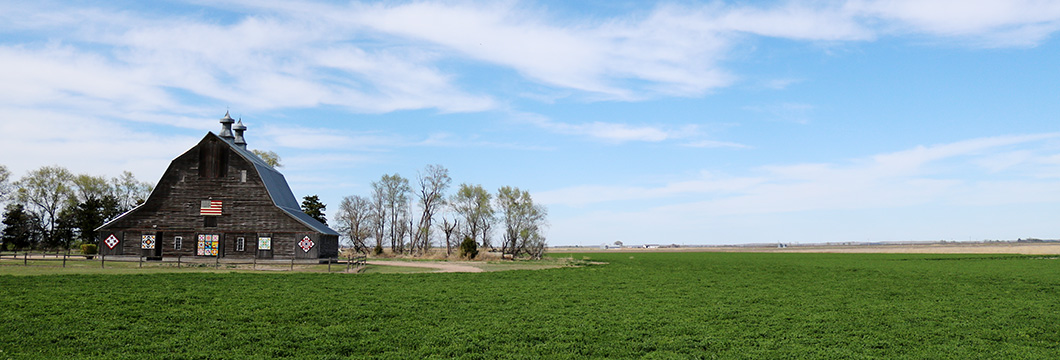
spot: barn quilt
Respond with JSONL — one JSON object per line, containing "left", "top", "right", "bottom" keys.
{"left": 197, "top": 234, "right": 220, "bottom": 256}
{"left": 104, "top": 234, "right": 119, "bottom": 249}
{"left": 258, "top": 237, "right": 271, "bottom": 250}
{"left": 141, "top": 235, "right": 156, "bottom": 249}
{"left": 298, "top": 236, "right": 314, "bottom": 252}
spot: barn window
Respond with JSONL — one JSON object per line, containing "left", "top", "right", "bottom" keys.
{"left": 236, "top": 237, "right": 245, "bottom": 252}
{"left": 204, "top": 217, "right": 217, "bottom": 228}
{"left": 174, "top": 236, "right": 183, "bottom": 250}
{"left": 198, "top": 139, "right": 229, "bottom": 178}
{"left": 240, "top": 170, "right": 247, "bottom": 183}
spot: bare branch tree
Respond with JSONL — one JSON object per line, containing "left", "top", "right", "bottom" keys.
{"left": 372, "top": 174, "right": 410, "bottom": 254}
{"left": 413, "top": 165, "right": 451, "bottom": 255}
{"left": 335, "top": 195, "right": 373, "bottom": 253}
{"left": 439, "top": 216, "right": 459, "bottom": 257}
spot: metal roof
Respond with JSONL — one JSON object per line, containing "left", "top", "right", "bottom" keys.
{"left": 225, "top": 136, "right": 339, "bottom": 235}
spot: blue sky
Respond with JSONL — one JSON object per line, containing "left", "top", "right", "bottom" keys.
{"left": 2, "top": 0, "right": 1060, "bottom": 246}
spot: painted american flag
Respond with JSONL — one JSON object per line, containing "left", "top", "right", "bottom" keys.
{"left": 200, "top": 200, "right": 223, "bottom": 216}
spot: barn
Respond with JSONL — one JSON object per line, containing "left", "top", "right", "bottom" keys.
{"left": 96, "top": 112, "right": 339, "bottom": 259}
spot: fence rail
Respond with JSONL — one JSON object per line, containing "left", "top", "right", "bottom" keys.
{"left": 0, "top": 252, "right": 369, "bottom": 273}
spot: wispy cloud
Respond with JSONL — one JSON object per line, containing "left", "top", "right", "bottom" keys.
{"left": 540, "top": 133, "right": 1060, "bottom": 211}
{"left": 515, "top": 112, "right": 705, "bottom": 143}
{"left": 849, "top": 0, "right": 1060, "bottom": 47}
{"left": 2, "top": 0, "right": 1059, "bottom": 124}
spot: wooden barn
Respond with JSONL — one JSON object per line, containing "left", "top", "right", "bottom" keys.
{"left": 96, "top": 112, "right": 339, "bottom": 259}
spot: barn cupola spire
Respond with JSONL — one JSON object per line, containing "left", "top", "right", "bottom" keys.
{"left": 233, "top": 119, "right": 247, "bottom": 149}
{"left": 219, "top": 111, "right": 235, "bottom": 140}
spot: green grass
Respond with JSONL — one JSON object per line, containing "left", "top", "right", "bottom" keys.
{"left": 2, "top": 252, "right": 1059, "bottom": 358}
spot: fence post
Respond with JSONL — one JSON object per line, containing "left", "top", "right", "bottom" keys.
{"left": 253, "top": 256, "right": 257, "bottom": 270}
{"left": 328, "top": 258, "right": 332, "bottom": 272}
{"left": 177, "top": 254, "right": 182, "bottom": 268}
{"left": 63, "top": 254, "right": 67, "bottom": 268}
{"left": 101, "top": 253, "right": 105, "bottom": 268}
{"left": 23, "top": 252, "right": 27, "bottom": 266}
{"left": 139, "top": 255, "right": 143, "bottom": 268}
{"left": 290, "top": 257, "right": 294, "bottom": 271}
{"left": 215, "top": 255, "right": 220, "bottom": 268}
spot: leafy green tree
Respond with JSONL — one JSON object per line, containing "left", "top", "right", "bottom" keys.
{"left": 110, "top": 171, "right": 152, "bottom": 212}
{"left": 496, "top": 186, "right": 548, "bottom": 259}
{"left": 15, "top": 165, "right": 75, "bottom": 248}
{"left": 1, "top": 204, "right": 41, "bottom": 250}
{"left": 451, "top": 183, "right": 494, "bottom": 249}
{"left": 0, "top": 164, "right": 11, "bottom": 202}
{"left": 458, "top": 236, "right": 478, "bottom": 260}
{"left": 71, "top": 174, "right": 110, "bottom": 205}
{"left": 56, "top": 196, "right": 120, "bottom": 246}
{"left": 301, "top": 195, "right": 328, "bottom": 226}
{"left": 251, "top": 149, "right": 282, "bottom": 168}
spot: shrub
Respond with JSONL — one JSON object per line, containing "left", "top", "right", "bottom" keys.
{"left": 458, "top": 236, "right": 478, "bottom": 260}
{"left": 373, "top": 242, "right": 384, "bottom": 256}
{"left": 80, "top": 244, "right": 98, "bottom": 259}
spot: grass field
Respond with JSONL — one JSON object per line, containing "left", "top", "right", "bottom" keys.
{"left": 2, "top": 252, "right": 1059, "bottom": 358}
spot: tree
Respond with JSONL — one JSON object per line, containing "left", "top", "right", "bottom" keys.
{"left": 71, "top": 174, "right": 110, "bottom": 205}
{"left": 458, "top": 236, "right": 478, "bottom": 260}
{"left": 412, "top": 165, "right": 451, "bottom": 255}
{"left": 0, "top": 164, "right": 11, "bottom": 202}
{"left": 495, "top": 186, "right": 548, "bottom": 259}
{"left": 110, "top": 171, "right": 153, "bottom": 212}
{"left": 1, "top": 204, "right": 41, "bottom": 250}
{"left": 56, "top": 196, "right": 119, "bottom": 246}
{"left": 369, "top": 182, "right": 386, "bottom": 251}
{"left": 451, "top": 184, "right": 494, "bottom": 250}
{"left": 335, "top": 195, "right": 372, "bottom": 253}
{"left": 439, "top": 215, "right": 459, "bottom": 256}
{"left": 301, "top": 195, "right": 328, "bottom": 225}
{"left": 372, "top": 174, "right": 410, "bottom": 253}
{"left": 251, "top": 149, "right": 282, "bottom": 168}
{"left": 15, "top": 165, "right": 74, "bottom": 248}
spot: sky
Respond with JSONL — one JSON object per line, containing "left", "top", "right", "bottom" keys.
{"left": 2, "top": 0, "right": 1060, "bottom": 246}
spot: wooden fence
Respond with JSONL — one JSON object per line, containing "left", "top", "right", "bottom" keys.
{"left": 0, "top": 252, "right": 368, "bottom": 273}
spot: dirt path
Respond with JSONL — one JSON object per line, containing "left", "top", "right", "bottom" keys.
{"left": 366, "top": 260, "right": 484, "bottom": 273}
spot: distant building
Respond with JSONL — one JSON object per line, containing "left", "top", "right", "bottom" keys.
{"left": 96, "top": 112, "right": 339, "bottom": 259}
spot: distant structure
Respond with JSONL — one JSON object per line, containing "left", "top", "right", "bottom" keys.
{"left": 96, "top": 112, "right": 339, "bottom": 259}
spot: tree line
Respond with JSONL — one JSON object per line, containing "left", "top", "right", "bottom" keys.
{"left": 333, "top": 164, "right": 548, "bottom": 259}
{"left": 0, "top": 164, "right": 153, "bottom": 251}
